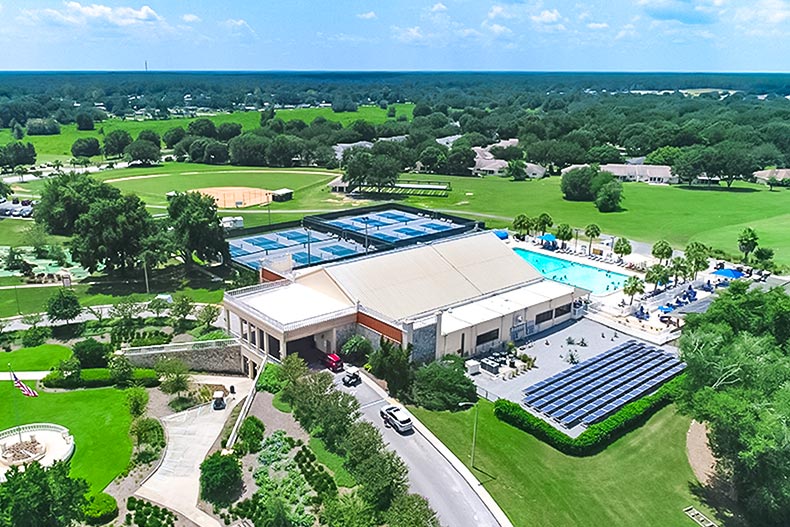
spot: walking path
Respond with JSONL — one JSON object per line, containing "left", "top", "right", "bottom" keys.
{"left": 136, "top": 375, "right": 253, "bottom": 527}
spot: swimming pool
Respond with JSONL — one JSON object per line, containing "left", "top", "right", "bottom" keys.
{"left": 514, "top": 248, "right": 628, "bottom": 295}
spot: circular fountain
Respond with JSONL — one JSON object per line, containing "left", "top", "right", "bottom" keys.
{"left": 0, "top": 424, "right": 75, "bottom": 482}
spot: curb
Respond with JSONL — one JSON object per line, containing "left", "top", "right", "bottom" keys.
{"left": 358, "top": 372, "right": 513, "bottom": 527}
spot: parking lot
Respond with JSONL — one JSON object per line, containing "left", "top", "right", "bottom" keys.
{"left": 0, "top": 197, "right": 35, "bottom": 218}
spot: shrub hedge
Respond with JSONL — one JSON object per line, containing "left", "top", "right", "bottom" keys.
{"left": 256, "top": 363, "right": 285, "bottom": 393}
{"left": 43, "top": 368, "right": 160, "bottom": 389}
{"left": 493, "top": 375, "right": 684, "bottom": 456}
{"left": 84, "top": 492, "right": 119, "bottom": 525}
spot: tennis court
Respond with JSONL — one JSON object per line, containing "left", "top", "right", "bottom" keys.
{"left": 395, "top": 227, "right": 426, "bottom": 237}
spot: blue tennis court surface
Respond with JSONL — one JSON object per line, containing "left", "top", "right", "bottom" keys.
{"left": 424, "top": 222, "right": 452, "bottom": 231}
{"left": 323, "top": 245, "right": 357, "bottom": 257}
{"left": 279, "top": 230, "right": 313, "bottom": 243}
{"left": 291, "top": 252, "right": 322, "bottom": 265}
{"left": 247, "top": 236, "right": 286, "bottom": 250}
{"left": 329, "top": 220, "right": 363, "bottom": 232}
{"left": 372, "top": 233, "right": 399, "bottom": 243}
{"left": 523, "top": 340, "right": 685, "bottom": 428}
{"left": 395, "top": 227, "right": 425, "bottom": 237}
{"left": 378, "top": 211, "right": 413, "bottom": 222}
{"left": 229, "top": 246, "right": 252, "bottom": 257}
{"left": 352, "top": 217, "right": 390, "bottom": 227}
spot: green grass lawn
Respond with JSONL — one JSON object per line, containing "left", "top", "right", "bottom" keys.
{"left": 308, "top": 436, "right": 356, "bottom": 488}
{"left": 0, "top": 218, "right": 70, "bottom": 247}
{"left": 0, "top": 344, "right": 71, "bottom": 372}
{"left": 411, "top": 401, "right": 721, "bottom": 527}
{"left": 275, "top": 103, "right": 414, "bottom": 126}
{"left": 0, "top": 104, "right": 414, "bottom": 163}
{"left": 404, "top": 175, "right": 790, "bottom": 265}
{"left": 0, "top": 265, "right": 224, "bottom": 318}
{"left": 0, "top": 382, "right": 131, "bottom": 492}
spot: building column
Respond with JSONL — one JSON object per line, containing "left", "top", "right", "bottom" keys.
{"left": 279, "top": 337, "right": 287, "bottom": 359}
{"left": 224, "top": 308, "right": 231, "bottom": 333}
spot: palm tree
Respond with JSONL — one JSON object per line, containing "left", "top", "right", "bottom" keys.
{"left": 623, "top": 275, "right": 645, "bottom": 305}
{"left": 537, "top": 212, "right": 553, "bottom": 235}
{"left": 584, "top": 223, "right": 600, "bottom": 254}
{"left": 651, "top": 239, "right": 673, "bottom": 265}
{"left": 505, "top": 159, "right": 527, "bottom": 181}
{"left": 12, "top": 165, "right": 27, "bottom": 182}
{"left": 645, "top": 264, "right": 670, "bottom": 292}
{"left": 669, "top": 256, "right": 688, "bottom": 286}
{"left": 52, "top": 159, "right": 64, "bottom": 175}
{"left": 737, "top": 227, "right": 759, "bottom": 263}
{"left": 555, "top": 223, "right": 573, "bottom": 247}
{"left": 613, "top": 237, "right": 632, "bottom": 259}
{"left": 684, "top": 241, "right": 709, "bottom": 280}
{"left": 512, "top": 213, "right": 529, "bottom": 239}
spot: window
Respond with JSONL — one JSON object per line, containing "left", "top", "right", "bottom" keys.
{"left": 535, "top": 310, "right": 553, "bottom": 324}
{"left": 554, "top": 303, "right": 571, "bottom": 317}
{"left": 475, "top": 329, "right": 499, "bottom": 346}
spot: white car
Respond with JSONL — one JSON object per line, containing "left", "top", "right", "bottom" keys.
{"left": 380, "top": 404, "right": 414, "bottom": 433}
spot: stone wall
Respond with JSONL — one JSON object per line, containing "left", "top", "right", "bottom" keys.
{"left": 125, "top": 341, "right": 244, "bottom": 374}
{"left": 335, "top": 323, "right": 358, "bottom": 351}
{"left": 411, "top": 323, "right": 438, "bottom": 364}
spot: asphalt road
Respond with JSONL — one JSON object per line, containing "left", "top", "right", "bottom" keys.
{"left": 334, "top": 375, "right": 501, "bottom": 527}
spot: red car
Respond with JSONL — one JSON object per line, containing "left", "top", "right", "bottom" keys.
{"left": 322, "top": 353, "right": 343, "bottom": 372}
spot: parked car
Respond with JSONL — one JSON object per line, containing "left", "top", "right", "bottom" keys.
{"left": 342, "top": 366, "right": 361, "bottom": 386}
{"left": 10, "top": 208, "right": 22, "bottom": 217}
{"left": 380, "top": 405, "right": 414, "bottom": 433}
{"left": 20, "top": 207, "right": 33, "bottom": 218}
{"left": 321, "top": 353, "right": 344, "bottom": 372}
{"left": 20, "top": 199, "right": 31, "bottom": 206}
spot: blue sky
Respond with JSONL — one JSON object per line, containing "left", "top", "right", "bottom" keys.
{"left": 2, "top": 0, "right": 789, "bottom": 71}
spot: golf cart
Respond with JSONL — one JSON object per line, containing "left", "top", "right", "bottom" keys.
{"left": 342, "top": 366, "right": 361, "bottom": 386}
{"left": 212, "top": 391, "right": 226, "bottom": 410}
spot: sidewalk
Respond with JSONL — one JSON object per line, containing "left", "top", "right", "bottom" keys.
{"left": 358, "top": 372, "right": 514, "bottom": 527}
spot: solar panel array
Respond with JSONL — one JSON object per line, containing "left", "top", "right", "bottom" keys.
{"left": 523, "top": 340, "right": 685, "bottom": 428}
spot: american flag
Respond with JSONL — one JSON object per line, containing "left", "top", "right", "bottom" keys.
{"left": 12, "top": 372, "right": 38, "bottom": 397}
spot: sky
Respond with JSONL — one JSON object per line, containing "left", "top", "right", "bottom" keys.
{"left": 1, "top": 0, "right": 790, "bottom": 71}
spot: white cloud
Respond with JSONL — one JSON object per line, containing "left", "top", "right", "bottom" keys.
{"left": 587, "top": 22, "right": 609, "bottom": 29}
{"left": 26, "top": 2, "right": 162, "bottom": 27}
{"left": 431, "top": 2, "right": 447, "bottom": 12}
{"left": 531, "top": 9, "right": 561, "bottom": 24}
{"left": 222, "top": 18, "right": 257, "bottom": 37}
{"left": 488, "top": 5, "right": 510, "bottom": 19}
{"left": 391, "top": 25, "right": 425, "bottom": 43}
{"left": 357, "top": 11, "right": 377, "bottom": 20}
{"left": 484, "top": 21, "right": 512, "bottom": 35}
{"left": 182, "top": 13, "right": 200, "bottom": 23}
{"left": 615, "top": 23, "right": 638, "bottom": 39}
{"left": 736, "top": 0, "right": 790, "bottom": 25}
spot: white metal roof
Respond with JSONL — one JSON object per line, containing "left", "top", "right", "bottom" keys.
{"left": 440, "top": 280, "right": 576, "bottom": 336}
{"left": 241, "top": 282, "right": 353, "bottom": 326}
{"left": 322, "top": 232, "right": 543, "bottom": 321}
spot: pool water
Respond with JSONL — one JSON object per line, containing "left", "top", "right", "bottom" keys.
{"left": 514, "top": 248, "right": 627, "bottom": 295}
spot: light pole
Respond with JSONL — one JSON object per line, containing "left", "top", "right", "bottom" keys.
{"left": 458, "top": 401, "right": 479, "bottom": 468}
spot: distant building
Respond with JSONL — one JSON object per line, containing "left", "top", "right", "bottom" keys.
{"left": 332, "top": 141, "right": 373, "bottom": 161}
{"left": 271, "top": 188, "right": 294, "bottom": 202}
{"left": 470, "top": 138, "right": 545, "bottom": 177}
{"left": 753, "top": 168, "right": 790, "bottom": 184}
{"left": 435, "top": 134, "right": 462, "bottom": 148}
{"left": 562, "top": 163, "right": 677, "bottom": 185}
{"left": 221, "top": 216, "right": 244, "bottom": 230}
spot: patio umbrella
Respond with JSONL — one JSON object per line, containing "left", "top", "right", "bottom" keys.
{"left": 713, "top": 268, "right": 744, "bottom": 279}
{"left": 539, "top": 233, "right": 557, "bottom": 242}
{"left": 494, "top": 230, "right": 509, "bottom": 240}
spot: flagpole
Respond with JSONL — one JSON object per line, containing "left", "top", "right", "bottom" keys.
{"left": 9, "top": 366, "right": 22, "bottom": 443}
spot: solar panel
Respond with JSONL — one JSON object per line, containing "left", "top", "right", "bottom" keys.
{"left": 522, "top": 341, "right": 686, "bottom": 428}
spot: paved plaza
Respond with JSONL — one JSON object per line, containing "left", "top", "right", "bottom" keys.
{"left": 471, "top": 318, "right": 677, "bottom": 405}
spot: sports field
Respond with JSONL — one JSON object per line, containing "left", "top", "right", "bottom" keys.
{"left": 411, "top": 401, "right": 723, "bottom": 527}
{"left": 11, "top": 163, "right": 790, "bottom": 265}
{"left": 0, "top": 382, "right": 131, "bottom": 492}
{"left": 0, "top": 104, "right": 414, "bottom": 163}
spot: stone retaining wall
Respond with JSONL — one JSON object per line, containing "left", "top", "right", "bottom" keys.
{"left": 125, "top": 341, "right": 244, "bottom": 374}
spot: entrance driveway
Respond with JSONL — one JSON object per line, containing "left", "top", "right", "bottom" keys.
{"left": 136, "top": 375, "right": 252, "bottom": 527}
